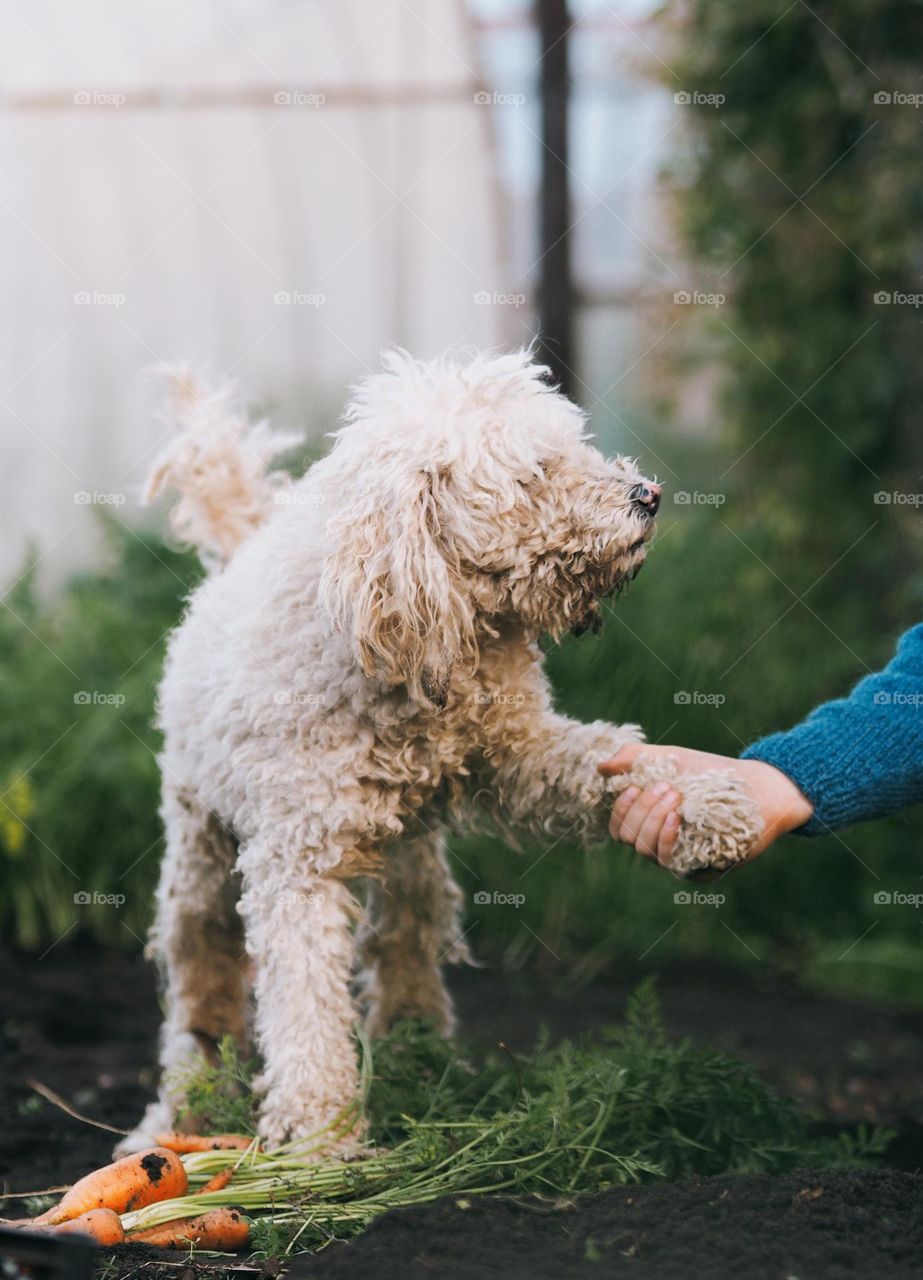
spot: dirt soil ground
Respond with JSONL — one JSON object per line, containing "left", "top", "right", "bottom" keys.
{"left": 1, "top": 943, "right": 921, "bottom": 1279}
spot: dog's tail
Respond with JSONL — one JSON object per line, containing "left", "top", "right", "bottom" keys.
{"left": 144, "top": 366, "right": 303, "bottom": 568}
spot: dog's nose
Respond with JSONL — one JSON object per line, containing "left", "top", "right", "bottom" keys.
{"left": 629, "top": 482, "right": 661, "bottom": 516}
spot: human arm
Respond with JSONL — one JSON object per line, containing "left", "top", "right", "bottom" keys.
{"left": 600, "top": 622, "right": 923, "bottom": 866}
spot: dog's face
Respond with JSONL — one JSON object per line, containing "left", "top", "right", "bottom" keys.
{"left": 321, "top": 351, "right": 659, "bottom": 707}
{"left": 442, "top": 415, "right": 659, "bottom": 641}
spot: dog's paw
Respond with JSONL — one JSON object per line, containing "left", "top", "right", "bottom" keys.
{"left": 362, "top": 976, "right": 455, "bottom": 1041}
{"left": 112, "top": 1100, "right": 174, "bottom": 1158}
{"left": 608, "top": 756, "right": 763, "bottom": 875}
{"left": 257, "top": 1094, "right": 367, "bottom": 1157}
{"left": 670, "top": 769, "right": 764, "bottom": 875}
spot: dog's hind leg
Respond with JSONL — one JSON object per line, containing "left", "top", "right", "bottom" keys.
{"left": 115, "top": 788, "right": 249, "bottom": 1154}
{"left": 358, "top": 827, "right": 468, "bottom": 1039}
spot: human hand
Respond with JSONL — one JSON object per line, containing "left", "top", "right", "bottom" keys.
{"left": 598, "top": 743, "right": 814, "bottom": 869}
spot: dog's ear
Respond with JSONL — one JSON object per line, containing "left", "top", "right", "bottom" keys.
{"left": 321, "top": 467, "right": 476, "bottom": 710}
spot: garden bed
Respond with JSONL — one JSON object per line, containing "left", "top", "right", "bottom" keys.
{"left": 1, "top": 943, "right": 921, "bottom": 1278}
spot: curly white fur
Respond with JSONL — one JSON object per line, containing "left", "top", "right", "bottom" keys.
{"left": 120, "top": 348, "right": 761, "bottom": 1155}
{"left": 144, "top": 365, "right": 302, "bottom": 568}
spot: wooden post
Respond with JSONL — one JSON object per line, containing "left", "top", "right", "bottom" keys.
{"left": 536, "top": 0, "right": 573, "bottom": 394}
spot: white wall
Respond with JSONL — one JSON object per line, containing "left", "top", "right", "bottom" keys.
{"left": 0, "top": 0, "right": 508, "bottom": 586}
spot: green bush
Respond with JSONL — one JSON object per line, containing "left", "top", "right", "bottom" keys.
{"left": 0, "top": 518, "right": 200, "bottom": 948}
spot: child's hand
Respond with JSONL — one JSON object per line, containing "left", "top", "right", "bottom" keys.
{"left": 598, "top": 744, "right": 814, "bottom": 868}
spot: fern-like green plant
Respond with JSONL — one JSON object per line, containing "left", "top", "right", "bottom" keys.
{"left": 178, "top": 982, "right": 889, "bottom": 1213}
{"left": 172, "top": 1037, "right": 259, "bottom": 1137}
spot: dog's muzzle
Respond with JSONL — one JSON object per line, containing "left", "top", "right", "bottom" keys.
{"left": 629, "top": 482, "right": 661, "bottom": 517}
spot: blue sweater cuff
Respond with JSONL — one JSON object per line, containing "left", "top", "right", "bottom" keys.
{"left": 741, "top": 734, "right": 844, "bottom": 837}
{"left": 741, "top": 623, "right": 923, "bottom": 837}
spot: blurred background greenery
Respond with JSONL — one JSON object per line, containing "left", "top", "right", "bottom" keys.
{"left": 3, "top": 0, "right": 922, "bottom": 1007}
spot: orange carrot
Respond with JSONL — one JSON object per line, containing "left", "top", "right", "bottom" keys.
{"left": 4, "top": 1209, "right": 126, "bottom": 1246}
{"left": 51, "top": 1209, "right": 126, "bottom": 1246}
{"left": 154, "top": 1133, "right": 255, "bottom": 1154}
{"left": 33, "top": 1148, "right": 187, "bottom": 1225}
{"left": 196, "top": 1166, "right": 235, "bottom": 1196}
{"left": 127, "top": 1207, "right": 250, "bottom": 1250}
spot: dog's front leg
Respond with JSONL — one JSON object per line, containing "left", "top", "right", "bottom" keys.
{"left": 486, "top": 713, "right": 644, "bottom": 847}
{"left": 237, "top": 847, "right": 362, "bottom": 1152}
{"left": 486, "top": 712, "right": 762, "bottom": 872}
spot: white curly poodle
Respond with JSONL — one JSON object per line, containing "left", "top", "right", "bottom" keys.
{"left": 120, "top": 349, "right": 760, "bottom": 1154}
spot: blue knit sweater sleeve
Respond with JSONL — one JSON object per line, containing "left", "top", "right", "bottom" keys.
{"left": 740, "top": 623, "right": 923, "bottom": 836}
